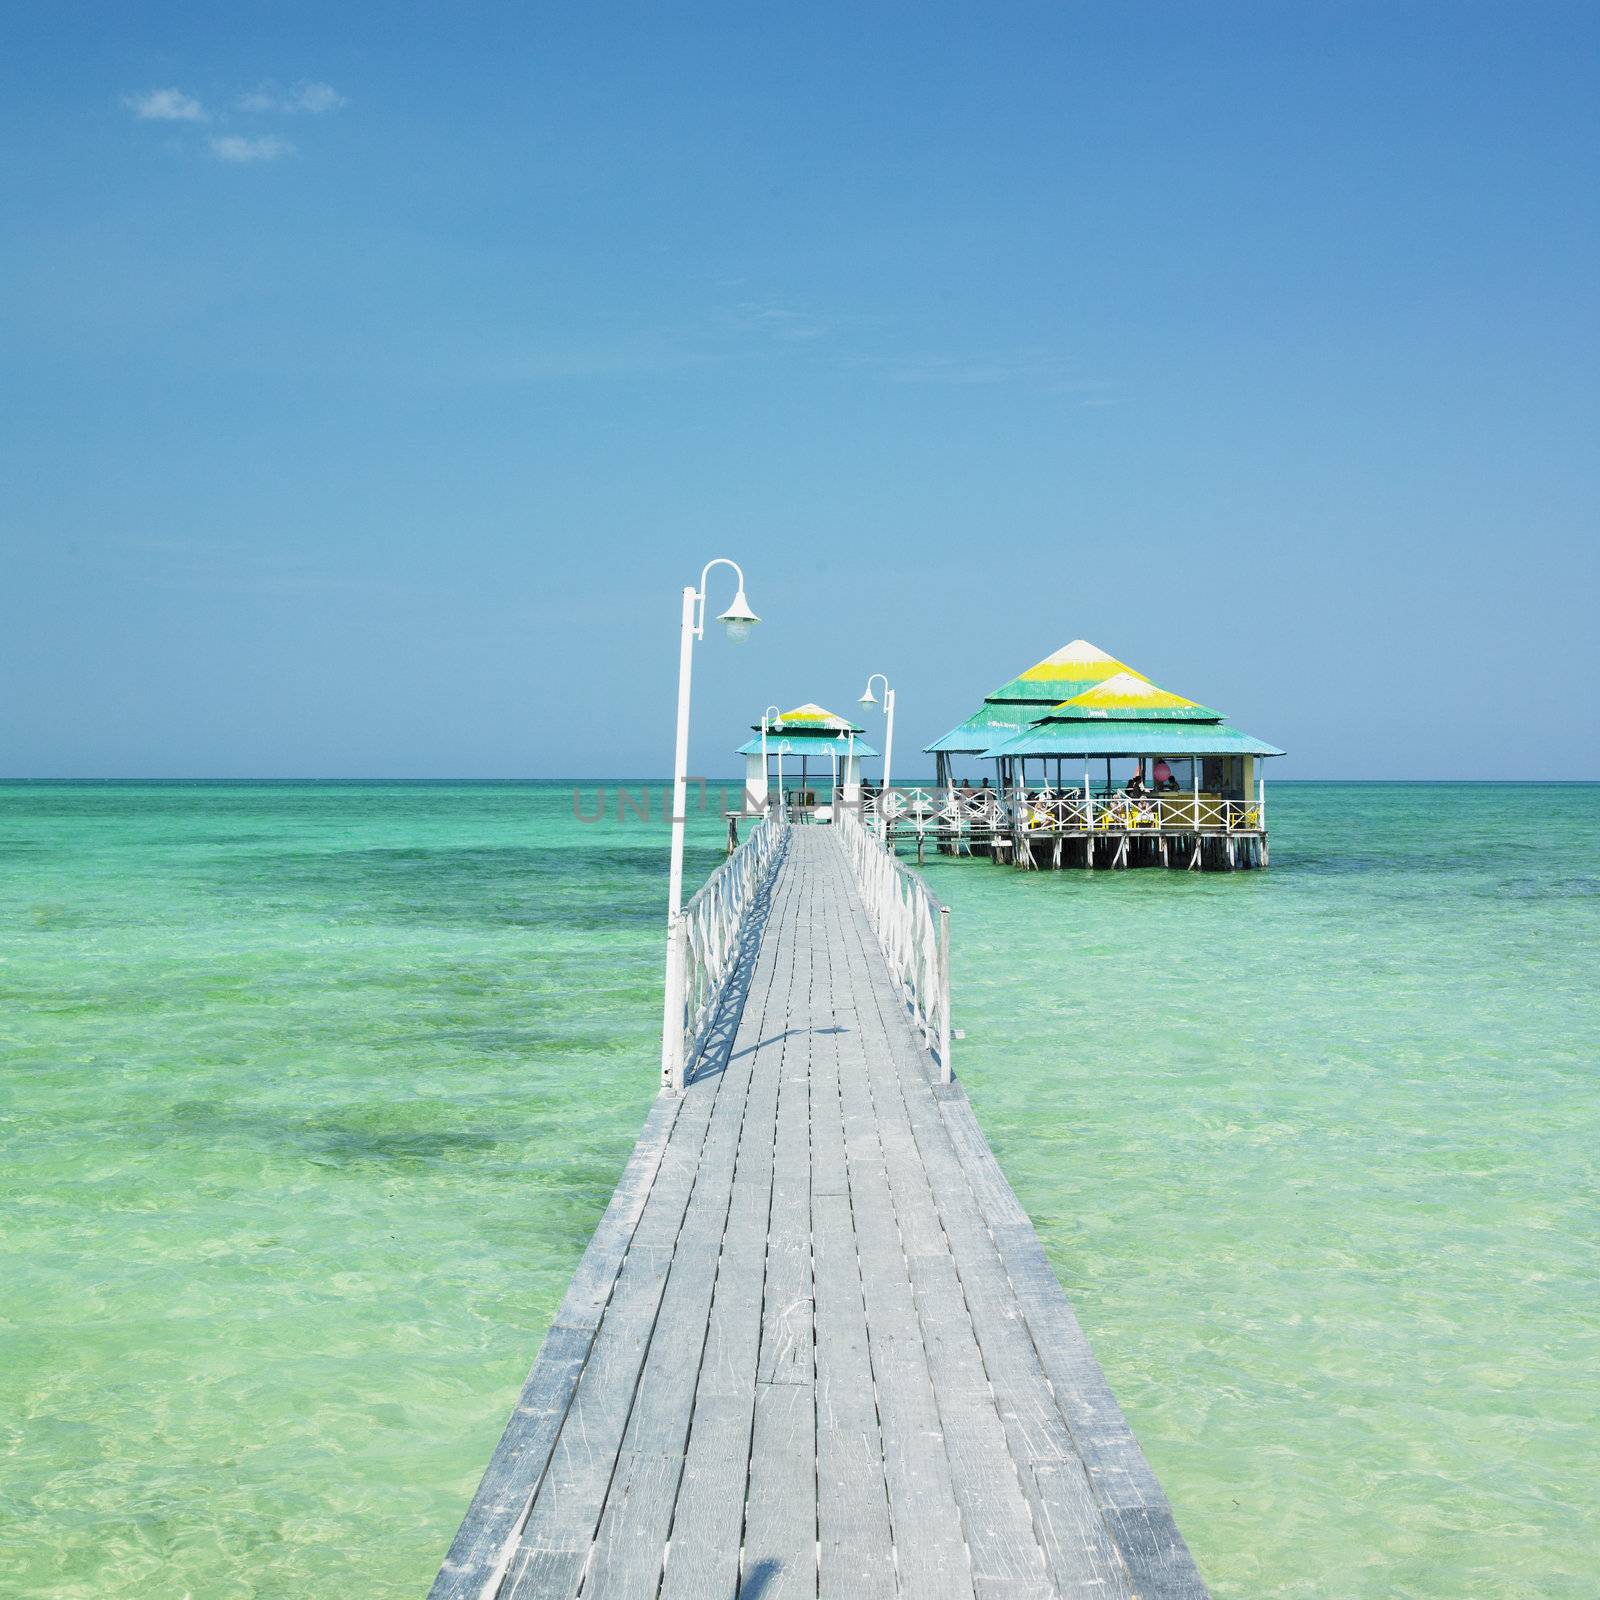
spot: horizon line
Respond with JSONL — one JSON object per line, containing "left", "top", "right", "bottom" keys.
{"left": 1, "top": 776, "right": 1597, "bottom": 787}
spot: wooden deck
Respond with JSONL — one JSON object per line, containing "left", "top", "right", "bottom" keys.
{"left": 431, "top": 828, "right": 1209, "bottom": 1599}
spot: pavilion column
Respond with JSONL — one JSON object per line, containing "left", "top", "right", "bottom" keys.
{"left": 843, "top": 752, "right": 862, "bottom": 805}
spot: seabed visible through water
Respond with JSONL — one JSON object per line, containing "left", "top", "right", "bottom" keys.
{"left": 2, "top": 780, "right": 1596, "bottom": 1599}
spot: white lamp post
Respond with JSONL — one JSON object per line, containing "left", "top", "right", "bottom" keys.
{"left": 759, "top": 704, "right": 782, "bottom": 814}
{"left": 661, "top": 558, "right": 760, "bottom": 1092}
{"left": 774, "top": 739, "right": 792, "bottom": 822}
{"left": 858, "top": 673, "right": 895, "bottom": 830}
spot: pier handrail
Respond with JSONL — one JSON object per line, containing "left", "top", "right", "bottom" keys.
{"left": 671, "top": 809, "right": 788, "bottom": 1089}
{"left": 837, "top": 805, "right": 952, "bottom": 1083}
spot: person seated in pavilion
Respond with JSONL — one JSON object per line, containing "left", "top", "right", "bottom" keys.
{"left": 1152, "top": 759, "right": 1179, "bottom": 792}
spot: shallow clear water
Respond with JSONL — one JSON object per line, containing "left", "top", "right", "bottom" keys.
{"left": 2, "top": 782, "right": 1595, "bottom": 1598}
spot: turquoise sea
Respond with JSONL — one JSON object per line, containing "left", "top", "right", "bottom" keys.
{"left": 2, "top": 781, "right": 1596, "bottom": 1599}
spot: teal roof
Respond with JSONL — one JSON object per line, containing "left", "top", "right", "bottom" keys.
{"left": 736, "top": 729, "right": 879, "bottom": 759}
{"left": 925, "top": 642, "right": 1157, "bottom": 753}
{"left": 929, "top": 640, "right": 1283, "bottom": 759}
{"left": 989, "top": 719, "right": 1284, "bottom": 759}
{"left": 924, "top": 704, "right": 1033, "bottom": 755}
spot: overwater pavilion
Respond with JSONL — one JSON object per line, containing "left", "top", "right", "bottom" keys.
{"left": 907, "top": 640, "right": 1284, "bottom": 870}
{"left": 737, "top": 703, "right": 875, "bottom": 820}
{"left": 987, "top": 671, "right": 1284, "bottom": 868}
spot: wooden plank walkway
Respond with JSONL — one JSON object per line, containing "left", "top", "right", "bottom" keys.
{"left": 432, "top": 828, "right": 1209, "bottom": 1600}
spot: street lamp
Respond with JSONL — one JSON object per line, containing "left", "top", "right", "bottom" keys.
{"left": 661, "top": 558, "right": 760, "bottom": 1092}
{"left": 834, "top": 726, "right": 855, "bottom": 813}
{"left": 858, "top": 673, "right": 896, "bottom": 793}
{"left": 774, "top": 739, "right": 792, "bottom": 821}
{"left": 718, "top": 586, "right": 760, "bottom": 643}
{"left": 859, "top": 673, "right": 896, "bottom": 832}
{"left": 759, "top": 704, "right": 782, "bottom": 814}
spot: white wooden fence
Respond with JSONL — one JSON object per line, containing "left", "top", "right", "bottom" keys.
{"left": 860, "top": 785, "right": 1266, "bottom": 838}
{"left": 1009, "top": 789, "right": 1265, "bottom": 834}
{"left": 867, "top": 785, "right": 1005, "bottom": 838}
{"left": 838, "top": 806, "right": 953, "bottom": 1083}
{"left": 672, "top": 811, "right": 789, "bottom": 1089}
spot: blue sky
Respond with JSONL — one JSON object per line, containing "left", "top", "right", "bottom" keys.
{"left": 4, "top": 1, "right": 1596, "bottom": 778}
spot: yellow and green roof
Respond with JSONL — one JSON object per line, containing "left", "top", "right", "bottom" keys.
{"left": 987, "top": 639, "right": 1147, "bottom": 704}
{"left": 929, "top": 639, "right": 1282, "bottom": 759}
{"left": 994, "top": 672, "right": 1281, "bottom": 757}
{"left": 737, "top": 702, "right": 876, "bottom": 758}
{"left": 926, "top": 638, "right": 1148, "bottom": 754}
{"left": 748, "top": 702, "right": 864, "bottom": 733}
{"left": 1049, "top": 671, "right": 1221, "bottom": 722}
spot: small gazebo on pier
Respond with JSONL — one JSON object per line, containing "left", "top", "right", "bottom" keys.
{"left": 737, "top": 703, "right": 876, "bottom": 820}
{"left": 909, "top": 639, "right": 1284, "bottom": 870}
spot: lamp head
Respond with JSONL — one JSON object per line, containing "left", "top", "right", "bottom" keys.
{"left": 717, "top": 589, "right": 760, "bottom": 644}
{"left": 858, "top": 681, "right": 877, "bottom": 707}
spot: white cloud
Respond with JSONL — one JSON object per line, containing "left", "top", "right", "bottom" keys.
{"left": 124, "top": 88, "right": 207, "bottom": 122}
{"left": 291, "top": 81, "right": 346, "bottom": 113}
{"left": 238, "top": 80, "right": 346, "bottom": 114}
{"left": 210, "top": 134, "right": 295, "bottom": 163}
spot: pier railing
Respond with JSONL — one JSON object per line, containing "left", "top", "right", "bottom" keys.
{"left": 672, "top": 811, "right": 788, "bottom": 1090}
{"left": 838, "top": 806, "right": 952, "bottom": 1083}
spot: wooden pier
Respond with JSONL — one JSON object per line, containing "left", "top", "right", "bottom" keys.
{"left": 432, "top": 827, "right": 1208, "bottom": 1600}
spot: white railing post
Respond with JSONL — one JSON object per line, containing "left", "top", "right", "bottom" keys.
{"left": 938, "top": 903, "right": 951, "bottom": 1084}
{"left": 662, "top": 912, "right": 688, "bottom": 1091}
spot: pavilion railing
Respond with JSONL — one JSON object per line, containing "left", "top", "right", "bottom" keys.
{"left": 1010, "top": 789, "right": 1266, "bottom": 834}
{"left": 869, "top": 785, "right": 1006, "bottom": 837}
{"left": 838, "top": 805, "right": 952, "bottom": 1084}
{"left": 859, "top": 786, "right": 1265, "bottom": 837}
{"left": 672, "top": 810, "right": 789, "bottom": 1089}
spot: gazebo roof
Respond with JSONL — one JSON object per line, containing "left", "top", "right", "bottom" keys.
{"left": 737, "top": 702, "right": 877, "bottom": 759}
{"left": 994, "top": 666, "right": 1281, "bottom": 757}
{"left": 924, "top": 638, "right": 1149, "bottom": 755}
{"left": 749, "top": 702, "right": 864, "bottom": 734}
{"left": 984, "top": 639, "right": 1148, "bottom": 704}
{"left": 990, "top": 718, "right": 1284, "bottom": 759}
{"left": 736, "top": 728, "right": 879, "bottom": 758}
{"left": 1048, "top": 671, "right": 1222, "bottom": 723}
{"left": 924, "top": 703, "right": 1032, "bottom": 754}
